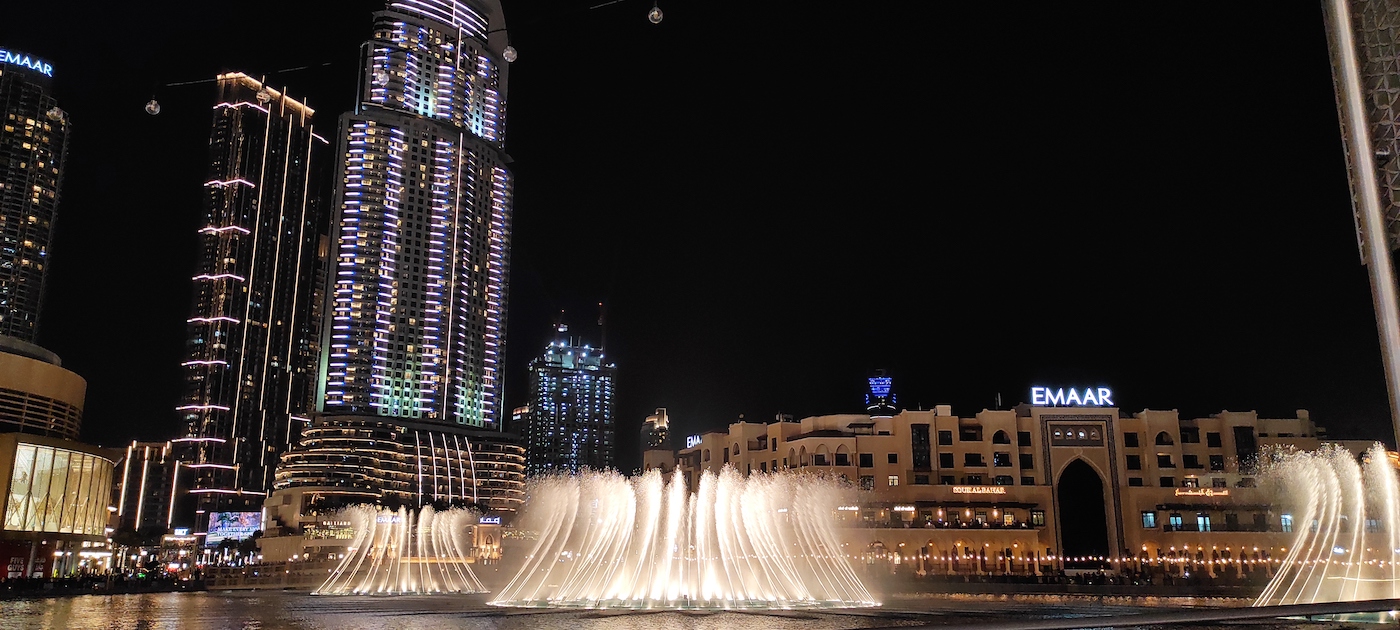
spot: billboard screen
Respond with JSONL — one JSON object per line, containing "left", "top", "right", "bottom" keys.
{"left": 206, "top": 511, "right": 262, "bottom": 547}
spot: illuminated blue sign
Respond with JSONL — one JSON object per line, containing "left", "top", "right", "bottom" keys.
{"left": 1031, "top": 387, "right": 1113, "bottom": 407}
{"left": 0, "top": 49, "right": 52, "bottom": 77}
{"left": 868, "top": 377, "right": 892, "bottom": 398}
{"left": 478, "top": 516, "right": 501, "bottom": 525}
{"left": 685, "top": 435, "right": 702, "bottom": 449}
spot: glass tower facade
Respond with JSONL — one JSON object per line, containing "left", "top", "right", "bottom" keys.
{"left": 523, "top": 328, "right": 617, "bottom": 474}
{"left": 178, "top": 73, "right": 328, "bottom": 521}
{"left": 0, "top": 49, "right": 66, "bottom": 343}
{"left": 318, "top": 0, "right": 514, "bottom": 430}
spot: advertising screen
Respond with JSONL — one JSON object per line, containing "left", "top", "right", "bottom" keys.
{"left": 205, "top": 511, "right": 262, "bottom": 547}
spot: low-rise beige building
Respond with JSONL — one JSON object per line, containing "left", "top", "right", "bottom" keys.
{"left": 674, "top": 399, "right": 1370, "bottom": 576}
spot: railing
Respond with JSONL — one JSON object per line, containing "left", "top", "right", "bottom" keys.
{"left": 1162, "top": 523, "right": 1276, "bottom": 533}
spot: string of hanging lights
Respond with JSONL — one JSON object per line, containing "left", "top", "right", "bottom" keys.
{"left": 143, "top": 0, "right": 666, "bottom": 114}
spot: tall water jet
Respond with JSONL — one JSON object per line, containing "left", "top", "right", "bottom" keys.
{"left": 314, "top": 505, "right": 487, "bottom": 595}
{"left": 1255, "top": 443, "right": 1400, "bottom": 606}
{"left": 490, "top": 467, "right": 877, "bottom": 609}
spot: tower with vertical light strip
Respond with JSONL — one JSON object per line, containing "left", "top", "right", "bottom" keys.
{"left": 317, "top": 0, "right": 513, "bottom": 431}
{"left": 177, "top": 73, "right": 328, "bottom": 529}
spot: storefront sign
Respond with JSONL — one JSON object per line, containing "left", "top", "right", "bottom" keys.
{"left": 1174, "top": 488, "right": 1229, "bottom": 497}
{"left": 892, "top": 505, "right": 916, "bottom": 512}
{"left": 952, "top": 486, "right": 1007, "bottom": 495}
{"left": 479, "top": 516, "right": 501, "bottom": 525}
{"left": 685, "top": 435, "right": 702, "bottom": 449}
{"left": 1031, "top": 386, "right": 1113, "bottom": 407}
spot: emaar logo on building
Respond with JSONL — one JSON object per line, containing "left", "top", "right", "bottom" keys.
{"left": 1030, "top": 386, "right": 1113, "bottom": 406}
{"left": 0, "top": 49, "right": 52, "bottom": 77}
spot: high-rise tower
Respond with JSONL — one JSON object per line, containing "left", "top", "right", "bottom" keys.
{"left": 1323, "top": 1, "right": 1400, "bottom": 446}
{"left": 179, "top": 73, "right": 327, "bottom": 524}
{"left": 0, "top": 48, "right": 65, "bottom": 343}
{"left": 273, "top": 0, "right": 524, "bottom": 518}
{"left": 523, "top": 325, "right": 617, "bottom": 475}
{"left": 318, "top": 0, "right": 514, "bottom": 429}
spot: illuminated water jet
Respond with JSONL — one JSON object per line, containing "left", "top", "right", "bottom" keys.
{"left": 314, "top": 505, "right": 486, "bottom": 595}
{"left": 490, "top": 468, "right": 877, "bottom": 609}
{"left": 1255, "top": 443, "right": 1400, "bottom": 606}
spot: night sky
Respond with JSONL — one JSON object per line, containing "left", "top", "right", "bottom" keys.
{"left": 0, "top": 2, "right": 1389, "bottom": 473}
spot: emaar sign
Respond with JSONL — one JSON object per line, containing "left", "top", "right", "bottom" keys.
{"left": 0, "top": 49, "right": 52, "bottom": 77}
{"left": 1031, "top": 386, "right": 1113, "bottom": 407}
{"left": 685, "top": 435, "right": 702, "bottom": 449}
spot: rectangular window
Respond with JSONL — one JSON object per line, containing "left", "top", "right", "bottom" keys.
{"left": 1021, "top": 476, "right": 1035, "bottom": 486}
{"left": 911, "top": 424, "right": 931, "bottom": 471}
{"left": 1207, "top": 432, "right": 1222, "bottom": 448}
{"left": 859, "top": 453, "right": 873, "bottom": 468}
{"left": 913, "top": 474, "right": 930, "bottom": 485}
{"left": 834, "top": 453, "right": 849, "bottom": 466}
{"left": 964, "top": 453, "right": 986, "bottom": 467}
{"left": 887, "top": 475, "right": 899, "bottom": 487}
{"left": 1126, "top": 455, "right": 1141, "bottom": 470}
{"left": 964, "top": 474, "right": 983, "bottom": 485}
{"left": 993, "top": 452, "right": 1012, "bottom": 467}
{"left": 1183, "top": 454, "right": 1201, "bottom": 469}
{"left": 1123, "top": 432, "right": 1139, "bottom": 448}
{"left": 813, "top": 453, "right": 827, "bottom": 466}
{"left": 975, "top": 511, "right": 987, "bottom": 525}
{"left": 1209, "top": 455, "right": 1224, "bottom": 471}
{"left": 1197, "top": 514, "right": 1211, "bottom": 532}
{"left": 1159, "top": 476, "right": 1174, "bottom": 488}
{"left": 887, "top": 453, "right": 898, "bottom": 464}
{"left": 995, "top": 475, "right": 1014, "bottom": 485}
{"left": 939, "top": 453, "right": 954, "bottom": 468}
{"left": 1181, "top": 477, "right": 1199, "bottom": 488}
{"left": 1212, "top": 477, "right": 1227, "bottom": 488}
{"left": 1003, "top": 513, "right": 1015, "bottom": 526}
{"left": 859, "top": 476, "right": 874, "bottom": 491}
{"left": 960, "top": 426, "right": 982, "bottom": 442}
{"left": 1031, "top": 510, "right": 1045, "bottom": 526}
{"left": 1128, "top": 477, "right": 1144, "bottom": 487}
{"left": 940, "top": 475, "right": 955, "bottom": 485}
{"left": 1019, "top": 453, "right": 1034, "bottom": 469}
{"left": 1141, "top": 511, "right": 1157, "bottom": 528}
{"left": 760, "top": 462, "right": 767, "bottom": 473}
{"left": 1169, "top": 513, "right": 1183, "bottom": 529}
{"left": 723, "top": 448, "right": 730, "bottom": 464}
{"left": 1281, "top": 514, "right": 1293, "bottom": 533}
{"left": 1017, "top": 431, "right": 1032, "bottom": 446}
{"left": 938, "top": 430, "right": 953, "bottom": 446}
{"left": 1157, "top": 454, "right": 1174, "bottom": 468}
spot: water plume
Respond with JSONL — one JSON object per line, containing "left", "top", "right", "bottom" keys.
{"left": 1255, "top": 443, "right": 1400, "bottom": 606}
{"left": 314, "top": 505, "right": 486, "bottom": 595}
{"left": 490, "top": 467, "right": 877, "bottom": 609}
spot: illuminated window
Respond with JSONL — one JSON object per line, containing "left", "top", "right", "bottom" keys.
{"left": 1141, "top": 511, "right": 1157, "bottom": 528}
{"left": 1281, "top": 514, "right": 1293, "bottom": 533}
{"left": 887, "top": 475, "right": 899, "bottom": 487}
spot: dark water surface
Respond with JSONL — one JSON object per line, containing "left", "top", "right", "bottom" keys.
{"left": 0, "top": 591, "right": 1345, "bottom": 629}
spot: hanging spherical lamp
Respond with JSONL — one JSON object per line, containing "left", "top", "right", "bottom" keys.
{"left": 145, "top": 99, "right": 161, "bottom": 115}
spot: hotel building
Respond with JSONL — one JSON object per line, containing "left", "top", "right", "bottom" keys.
{"left": 0, "top": 47, "right": 65, "bottom": 343}
{"left": 675, "top": 381, "right": 1367, "bottom": 576}
{"left": 0, "top": 52, "right": 116, "bottom": 576}
{"left": 269, "top": 0, "right": 524, "bottom": 531}
{"left": 177, "top": 73, "right": 328, "bottom": 532}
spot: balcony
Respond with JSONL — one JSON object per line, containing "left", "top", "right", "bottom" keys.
{"left": 1162, "top": 523, "right": 1277, "bottom": 533}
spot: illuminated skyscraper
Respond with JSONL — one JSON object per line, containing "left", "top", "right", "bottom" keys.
{"left": 178, "top": 73, "right": 328, "bottom": 523}
{"left": 317, "top": 0, "right": 513, "bottom": 429}
{"left": 523, "top": 325, "right": 617, "bottom": 474}
{"left": 273, "top": 0, "right": 522, "bottom": 515}
{"left": 1324, "top": 1, "right": 1400, "bottom": 445}
{"left": 0, "top": 48, "right": 65, "bottom": 343}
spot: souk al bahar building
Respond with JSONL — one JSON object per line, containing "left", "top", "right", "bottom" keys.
{"left": 675, "top": 378, "right": 1373, "bottom": 577}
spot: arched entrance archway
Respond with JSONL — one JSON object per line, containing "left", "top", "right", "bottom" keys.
{"left": 1057, "top": 459, "right": 1109, "bottom": 568}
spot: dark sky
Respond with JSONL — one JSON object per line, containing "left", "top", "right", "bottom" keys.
{"left": 1, "top": 2, "right": 1391, "bottom": 473}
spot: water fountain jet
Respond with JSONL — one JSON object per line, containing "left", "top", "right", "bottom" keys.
{"left": 489, "top": 467, "right": 877, "bottom": 609}
{"left": 314, "top": 505, "right": 487, "bottom": 595}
